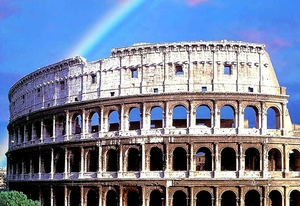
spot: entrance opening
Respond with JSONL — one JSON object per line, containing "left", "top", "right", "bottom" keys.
{"left": 70, "top": 149, "right": 80, "bottom": 172}
{"left": 54, "top": 149, "right": 65, "bottom": 173}
{"left": 87, "top": 150, "right": 98, "bottom": 172}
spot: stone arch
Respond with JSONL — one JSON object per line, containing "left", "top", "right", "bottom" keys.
{"left": 172, "top": 105, "right": 188, "bottom": 128}
{"left": 195, "top": 147, "right": 212, "bottom": 171}
{"left": 129, "top": 107, "right": 141, "bottom": 130}
{"left": 108, "top": 110, "right": 119, "bottom": 131}
{"left": 86, "top": 149, "right": 98, "bottom": 172}
{"left": 150, "top": 147, "right": 164, "bottom": 171}
{"left": 89, "top": 111, "right": 100, "bottom": 133}
{"left": 149, "top": 189, "right": 163, "bottom": 206}
{"left": 69, "top": 189, "right": 80, "bottom": 206}
{"left": 106, "top": 149, "right": 118, "bottom": 171}
{"left": 41, "top": 188, "right": 51, "bottom": 206}
{"left": 150, "top": 106, "right": 163, "bottom": 129}
{"left": 173, "top": 190, "right": 187, "bottom": 206}
{"left": 54, "top": 149, "right": 64, "bottom": 173}
{"left": 221, "top": 190, "right": 236, "bottom": 206}
{"left": 269, "top": 190, "right": 282, "bottom": 206}
{"left": 106, "top": 190, "right": 118, "bottom": 206}
{"left": 245, "top": 147, "right": 260, "bottom": 171}
{"left": 245, "top": 189, "right": 260, "bottom": 206}
{"left": 267, "top": 106, "right": 281, "bottom": 129}
{"left": 196, "top": 190, "right": 212, "bottom": 206}
{"left": 289, "top": 149, "right": 300, "bottom": 171}
{"left": 41, "top": 150, "right": 51, "bottom": 173}
{"left": 220, "top": 105, "right": 235, "bottom": 128}
{"left": 127, "top": 190, "right": 140, "bottom": 206}
{"left": 72, "top": 113, "right": 82, "bottom": 134}
{"left": 268, "top": 148, "right": 282, "bottom": 171}
{"left": 290, "top": 190, "right": 300, "bottom": 206}
{"left": 87, "top": 188, "right": 99, "bottom": 206}
{"left": 54, "top": 187, "right": 64, "bottom": 206}
{"left": 127, "top": 148, "right": 141, "bottom": 171}
{"left": 244, "top": 105, "right": 259, "bottom": 128}
{"left": 221, "top": 147, "right": 236, "bottom": 171}
{"left": 196, "top": 105, "right": 211, "bottom": 127}
{"left": 69, "top": 149, "right": 80, "bottom": 172}
{"left": 173, "top": 147, "right": 187, "bottom": 171}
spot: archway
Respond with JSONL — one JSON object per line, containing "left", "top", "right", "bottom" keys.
{"left": 221, "top": 191, "right": 236, "bottom": 206}
{"left": 150, "top": 190, "right": 163, "bottom": 206}
{"left": 269, "top": 190, "right": 282, "bottom": 206}
{"left": 195, "top": 147, "right": 212, "bottom": 171}
{"left": 221, "top": 147, "right": 236, "bottom": 171}
{"left": 173, "top": 147, "right": 187, "bottom": 171}
{"left": 87, "top": 189, "right": 98, "bottom": 206}
{"left": 150, "top": 147, "right": 163, "bottom": 171}
{"left": 196, "top": 190, "right": 212, "bottom": 206}
{"left": 245, "top": 148, "right": 260, "bottom": 171}
{"left": 172, "top": 105, "right": 187, "bottom": 128}
{"left": 173, "top": 190, "right": 187, "bottom": 206}
{"left": 245, "top": 190, "right": 260, "bottom": 206}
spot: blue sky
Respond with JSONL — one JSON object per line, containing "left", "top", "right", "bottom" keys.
{"left": 0, "top": 0, "right": 300, "bottom": 167}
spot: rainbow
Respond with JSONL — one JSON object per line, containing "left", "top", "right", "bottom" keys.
{"left": 69, "top": 0, "right": 146, "bottom": 58}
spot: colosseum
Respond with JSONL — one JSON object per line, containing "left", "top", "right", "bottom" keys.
{"left": 5, "top": 40, "right": 300, "bottom": 206}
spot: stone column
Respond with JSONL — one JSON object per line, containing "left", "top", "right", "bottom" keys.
{"left": 120, "top": 104, "right": 125, "bottom": 132}
{"left": 64, "top": 186, "right": 68, "bottom": 206}
{"left": 261, "top": 102, "right": 267, "bottom": 135}
{"left": 97, "top": 143, "right": 102, "bottom": 177}
{"left": 80, "top": 147, "right": 84, "bottom": 178}
{"left": 213, "top": 101, "right": 220, "bottom": 130}
{"left": 50, "top": 148, "right": 54, "bottom": 179}
{"left": 189, "top": 143, "right": 195, "bottom": 175}
{"left": 262, "top": 144, "right": 268, "bottom": 178}
{"left": 98, "top": 186, "right": 102, "bottom": 206}
{"left": 50, "top": 186, "right": 53, "bottom": 206}
{"left": 214, "top": 143, "right": 219, "bottom": 173}
{"left": 237, "top": 101, "right": 244, "bottom": 132}
{"left": 65, "top": 110, "right": 70, "bottom": 140}
{"left": 189, "top": 100, "right": 195, "bottom": 128}
{"left": 215, "top": 187, "right": 219, "bottom": 206}
{"left": 80, "top": 186, "right": 84, "bottom": 206}
{"left": 141, "top": 143, "right": 146, "bottom": 174}
{"left": 52, "top": 115, "right": 56, "bottom": 141}
{"left": 164, "top": 101, "right": 170, "bottom": 134}
{"left": 40, "top": 119, "right": 44, "bottom": 143}
{"left": 64, "top": 147, "right": 68, "bottom": 179}
{"left": 118, "top": 145, "right": 123, "bottom": 177}
{"left": 82, "top": 109, "right": 86, "bottom": 139}
{"left": 119, "top": 186, "right": 123, "bottom": 206}
{"left": 238, "top": 143, "right": 244, "bottom": 177}
{"left": 99, "top": 106, "right": 104, "bottom": 135}
{"left": 38, "top": 151, "right": 42, "bottom": 179}
{"left": 190, "top": 187, "right": 194, "bottom": 206}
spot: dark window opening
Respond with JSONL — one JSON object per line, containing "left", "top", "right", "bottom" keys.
{"left": 37, "top": 88, "right": 41, "bottom": 97}
{"left": 175, "top": 65, "right": 183, "bottom": 75}
{"left": 269, "top": 190, "right": 282, "bottom": 206}
{"left": 268, "top": 148, "right": 282, "bottom": 171}
{"left": 173, "top": 147, "right": 187, "bottom": 171}
{"left": 173, "top": 190, "right": 187, "bottom": 206}
{"left": 196, "top": 191, "right": 212, "bottom": 206}
{"left": 290, "top": 190, "right": 300, "bottom": 206}
{"left": 107, "top": 149, "right": 118, "bottom": 171}
{"left": 60, "top": 81, "right": 65, "bottom": 90}
{"left": 150, "top": 190, "right": 163, "bottom": 206}
{"left": 289, "top": 149, "right": 300, "bottom": 171}
{"left": 127, "top": 148, "right": 140, "bottom": 171}
{"left": 26, "top": 124, "right": 32, "bottom": 141}
{"left": 41, "top": 151, "right": 51, "bottom": 173}
{"left": 44, "top": 118, "right": 53, "bottom": 137}
{"left": 196, "top": 147, "right": 212, "bottom": 171}
{"left": 54, "top": 150, "right": 65, "bottom": 173}
{"left": 245, "top": 148, "right": 260, "bottom": 171}
{"left": 224, "top": 65, "right": 232, "bottom": 75}
{"left": 91, "top": 74, "right": 97, "bottom": 84}
{"left": 150, "top": 147, "right": 164, "bottom": 171}
{"left": 201, "top": 87, "right": 207, "bottom": 92}
{"left": 131, "top": 69, "right": 138, "bottom": 78}
{"left": 110, "top": 92, "right": 115, "bottom": 97}
{"left": 221, "top": 191, "right": 236, "bottom": 206}
{"left": 221, "top": 147, "right": 236, "bottom": 171}
{"left": 106, "top": 190, "right": 118, "bottom": 206}
{"left": 41, "top": 189, "right": 51, "bottom": 206}
{"left": 127, "top": 190, "right": 140, "bottom": 206}
{"left": 248, "top": 87, "right": 253, "bottom": 92}
{"left": 154, "top": 88, "right": 158, "bottom": 93}
{"left": 24, "top": 157, "right": 30, "bottom": 174}
{"left": 70, "top": 150, "right": 80, "bottom": 172}
{"left": 87, "top": 189, "right": 99, "bottom": 206}
{"left": 34, "top": 121, "right": 41, "bottom": 139}
{"left": 75, "top": 97, "right": 78, "bottom": 101}
{"left": 245, "top": 190, "right": 260, "bottom": 206}
{"left": 32, "top": 155, "right": 39, "bottom": 173}
{"left": 70, "top": 190, "right": 80, "bottom": 206}
{"left": 87, "top": 150, "right": 98, "bottom": 172}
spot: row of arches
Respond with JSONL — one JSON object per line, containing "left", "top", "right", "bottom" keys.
{"left": 8, "top": 145, "right": 300, "bottom": 177}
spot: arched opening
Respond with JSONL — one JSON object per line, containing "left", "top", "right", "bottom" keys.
{"left": 196, "top": 190, "right": 212, "bottom": 206}
{"left": 150, "top": 147, "right": 163, "bottom": 171}
{"left": 195, "top": 147, "right": 212, "bottom": 171}
{"left": 106, "top": 190, "right": 118, "bottom": 206}
{"left": 70, "top": 149, "right": 80, "bottom": 172}
{"left": 220, "top": 105, "right": 235, "bottom": 128}
{"left": 290, "top": 190, "right": 300, "bottom": 206}
{"left": 44, "top": 118, "right": 53, "bottom": 137}
{"left": 150, "top": 106, "right": 163, "bottom": 129}
{"left": 54, "top": 149, "right": 65, "bottom": 173}
{"left": 244, "top": 106, "right": 259, "bottom": 128}
{"left": 173, "top": 147, "right": 187, "bottom": 171}
{"left": 245, "top": 190, "right": 260, "bottom": 206}
{"left": 87, "top": 189, "right": 98, "bottom": 206}
{"left": 109, "top": 110, "right": 119, "bottom": 131}
{"left": 268, "top": 148, "right": 282, "bottom": 171}
{"left": 54, "top": 188, "right": 64, "bottom": 206}
{"left": 32, "top": 154, "right": 39, "bottom": 173}
{"left": 127, "top": 190, "right": 140, "bottom": 206}
{"left": 129, "top": 107, "right": 141, "bottom": 130}
{"left": 70, "top": 189, "right": 80, "bottom": 206}
{"left": 172, "top": 105, "right": 187, "bottom": 128}
{"left": 267, "top": 106, "right": 280, "bottom": 129}
{"left": 221, "top": 191, "right": 236, "bottom": 206}
{"left": 41, "top": 188, "right": 51, "bottom": 206}
{"left": 196, "top": 105, "right": 211, "bottom": 127}
{"left": 26, "top": 123, "right": 32, "bottom": 141}
{"left": 269, "top": 190, "right": 282, "bottom": 206}
{"left": 34, "top": 121, "right": 41, "bottom": 139}
{"left": 87, "top": 150, "right": 98, "bottom": 172}
{"left": 221, "top": 147, "right": 236, "bottom": 171}
{"left": 127, "top": 148, "right": 140, "bottom": 171}
{"left": 173, "top": 190, "right": 187, "bottom": 206}
{"left": 150, "top": 190, "right": 163, "bottom": 206}
{"left": 24, "top": 156, "right": 30, "bottom": 174}
{"left": 72, "top": 114, "right": 82, "bottom": 134}
{"left": 245, "top": 148, "right": 260, "bottom": 171}
{"left": 57, "top": 115, "right": 66, "bottom": 136}
{"left": 90, "top": 112, "right": 99, "bottom": 133}
{"left": 106, "top": 149, "right": 118, "bottom": 171}
{"left": 289, "top": 149, "right": 300, "bottom": 171}
{"left": 41, "top": 150, "right": 51, "bottom": 173}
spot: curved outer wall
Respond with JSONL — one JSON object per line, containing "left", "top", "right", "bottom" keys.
{"left": 6, "top": 40, "right": 300, "bottom": 206}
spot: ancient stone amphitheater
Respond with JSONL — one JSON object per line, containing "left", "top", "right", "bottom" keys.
{"left": 6, "top": 40, "right": 300, "bottom": 206}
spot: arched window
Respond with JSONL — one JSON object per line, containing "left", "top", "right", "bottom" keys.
{"left": 221, "top": 148, "right": 236, "bottom": 171}
{"left": 127, "top": 148, "right": 140, "bottom": 171}
{"left": 41, "top": 188, "right": 51, "bottom": 206}
{"left": 195, "top": 147, "right": 212, "bottom": 171}
{"left": 245, "top": 148, "right": 260, "bottom": 171}
{"left": 90, "top": 112, "right": 99, "bottom": 133}
{"left": 41, "top": 150, "right": 51, "bottom": 173}
{"left": 245, "top": 190, "right": 260, "bottom": 206}
{"left": 73, "top": 114, "right": 82, "bottom": 134}
{"left": 106, "top": 190, "right": 118, "bottom": 206}
{"left": 54, "top": 188, "right": 64, "bottom": 206}
{"left": 173, "top": 190, "right": 187, "bottom": 206}
{"left": 172, "top": 105, "right": 187, "bottom": 128}
{"left": 221, "top": 191, "right": 236, "bottom": 206}
{"left": 87, "top": 150, "right": 98, "bottom": 172}
{"left": 244, "top": 106, "right": 258, "bottom": 128}
{"left": 70, "top": 149, "right": 80, "bottom": 172}
{"left": 109, "top": 110, "right": 119, "bottom": 131}
{"left": 173, "top": 147, "right": 187, "bottom": 171}
{"left": 289, "top": 149, "right": 300, "bottom": 171}
{"left": 70, "top": 189, "right": 80, "bottom": 206}
{"left": 150, "top": 147, "right": 163, "bottom": 171}
{"left": 267, "top": 106, "right": 280, "bottom": 129}
{"left": 220, "top": 105, "right": 235, "bottom": 128}
{"left": 196, "top": 105, "right": 211, "bottom": 127}
{"left": 127, "top": 190, "right": 140, "bottom": 206}
{"left": 106, "top": 149, "right": 118, "bottom": 171}
{"left": 87, "top": 189, "right": 98, "bottom": 206}
{"left": 196, "top": 191, "right": 212, "bottom": 206}
{"left": 269, "top": 190, "right": 282, "bottom": 206}
{"left": 129, "top": 107, "right": 141, "bottom": 130}
{"left": 150, "top": 190, "right": 163, "bottom": 206}
{"left": 54, "top": 149, "right": 64, "bottom": 173}
{"left": 150, "top": 106, "right": 163, "bottom": 129}
{"left": 290, "top": 190, "right": 300, "bottom": 206}
{"left": 268, "top": 148, "right": 282, "bottom": 171}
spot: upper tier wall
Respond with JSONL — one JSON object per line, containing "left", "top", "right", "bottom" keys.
{"left": 8, "top": 40, "right": 286, "bottom": 121}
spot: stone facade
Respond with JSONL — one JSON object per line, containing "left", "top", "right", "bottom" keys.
{"left": 6, "top": 40, "right": 300, "bottom": 206}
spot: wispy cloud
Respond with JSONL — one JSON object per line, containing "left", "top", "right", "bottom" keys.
{"left": 0, "top": 0, "right": 20, "bottom": 20}
{"left": 187, "top": 0, "right": 208, "bottom": 6}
